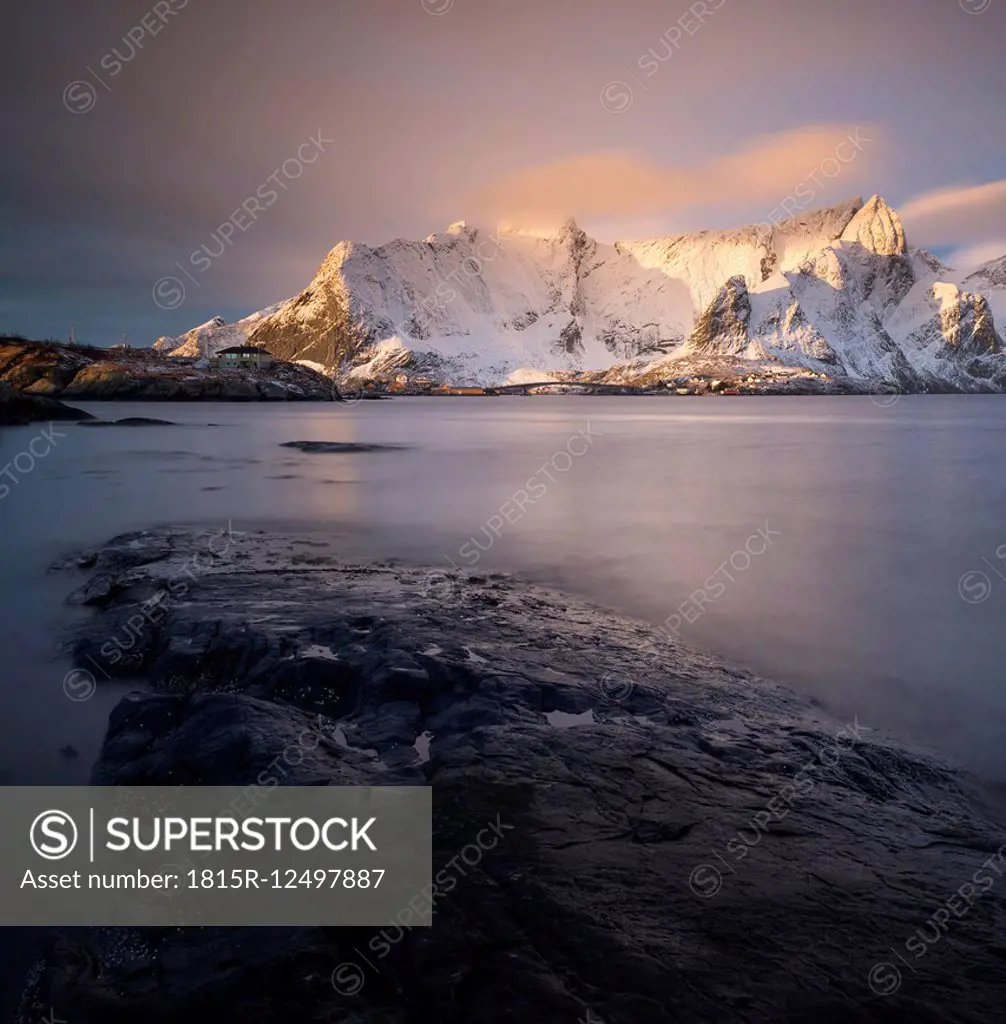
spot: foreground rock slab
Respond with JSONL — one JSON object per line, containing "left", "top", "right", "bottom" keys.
{"left": 23, "top": 528, "right": 1006, "bottom": 1023}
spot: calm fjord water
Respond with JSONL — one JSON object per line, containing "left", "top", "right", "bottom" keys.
{"left": 1, "top": 395, "right": 1005, "bottom": 793}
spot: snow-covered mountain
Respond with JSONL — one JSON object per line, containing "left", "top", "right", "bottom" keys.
{"left": 155, "top": 196, "right": 1006, "bottom": 391}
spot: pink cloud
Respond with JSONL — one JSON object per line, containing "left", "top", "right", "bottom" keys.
{"left": 464, "top": 124, "right": 882, "bottom": 230}
{"left": 901, "top": 180, "right": 1006, "bottom": 248}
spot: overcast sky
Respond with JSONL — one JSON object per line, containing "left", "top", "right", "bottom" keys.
{"left": 2, "top": 0, "right": 1005, "bottom": 343}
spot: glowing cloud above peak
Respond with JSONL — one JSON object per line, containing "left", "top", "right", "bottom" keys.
{"left": 462, "top": 124, "right": 883, "bottom": 231}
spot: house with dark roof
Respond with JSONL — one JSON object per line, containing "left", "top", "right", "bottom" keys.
{"left": 210, "top": 345, "right": 274, "bottom": 370}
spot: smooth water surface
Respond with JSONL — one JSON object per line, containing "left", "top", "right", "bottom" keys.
{"left": 1, "top": 395, "right": 1004, "bottom": 793}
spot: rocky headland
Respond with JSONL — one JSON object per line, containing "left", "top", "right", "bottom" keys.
{"left": 20, "top": 528, "right": 1006, "bottom": 1023}
{"left": 0, "top": 338, "right": 339, "bottom": 402}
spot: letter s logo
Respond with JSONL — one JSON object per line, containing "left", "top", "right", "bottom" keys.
{"left": 30, "top": 810, "right": 78, "bottom": 860}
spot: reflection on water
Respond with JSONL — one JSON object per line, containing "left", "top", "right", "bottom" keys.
{"left": 2, "top": 396, "right": 1006, "bottom": 793}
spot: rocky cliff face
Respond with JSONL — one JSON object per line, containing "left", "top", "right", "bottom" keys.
{"left": 155, "top": 196, "right": 1006, "bottom": 392}
{"left": 686, "top": 276, "right": 753, "bottom": 356}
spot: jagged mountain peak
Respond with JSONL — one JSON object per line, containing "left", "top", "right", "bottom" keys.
{"left": 186, "top": 315, "right": 226, "bottom": 332}
{"left": 839, "top": 195, "right": 906, "bottom": 255}
{"left": 317, "top": 239, "right": 357, "bottom": 272}
{"left": 557, "top": 217, "right": 583, "bottom": 237}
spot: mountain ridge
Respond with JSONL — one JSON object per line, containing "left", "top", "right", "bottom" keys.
{"left": 155, "top": 196, "right": 1006, "bottom": 392}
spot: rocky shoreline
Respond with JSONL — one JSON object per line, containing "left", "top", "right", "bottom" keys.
{"left": 21, "top": 528, "right": 1006, "bottom": 1022}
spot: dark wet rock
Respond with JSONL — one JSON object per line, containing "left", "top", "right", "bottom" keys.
{"left": 0, "top": 381, "right": 93, "bottom": 425}
{"left": 92, "top": 692, "right": 376, "bottom": 787}
{"left": 22, "top": 529, "right": 1006, "bottom": 1024}
{"left": 279, "top": 441, "right": 410, "bottom": 453}
{"left": 66, "top": 572, "right": 126, "bottom": 607}
{"left": 78, "top": 417, "right": 178, "bottom": 427}
{"left": 56, "top": 529, "right": 177, "bottom": 577}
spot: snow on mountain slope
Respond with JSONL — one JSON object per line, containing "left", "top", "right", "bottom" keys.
{"left": 155, "top": 196, "right": 1006, "bottom": 391}
{"left": 154, "top": 304, "right": 286, "bottom": 358}
{"left": 963, "top": 256, "right": 1006, "bottom": 328}
{"left": 633, "top": 198, "right": 1004, "bottom": 390}
{"left": 154, "top": 204, "right": 862, "bottom": 372}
